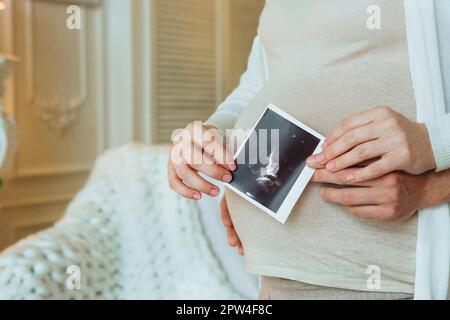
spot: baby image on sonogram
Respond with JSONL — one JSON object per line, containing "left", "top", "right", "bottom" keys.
{"left": 230, "top": 108, "right": 320, "bottom": 214}
{"left": 247, "top": 147, "right": 281, "bottom": 193}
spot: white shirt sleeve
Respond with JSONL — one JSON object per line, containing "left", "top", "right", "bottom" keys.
{"left": 429, "top": 0, "right": 450, "bottom": 172}
{"left": 205, "top": 36, "right": 267, "bottom": 135}
{"left": 426, "top": 114, "right": 450, "bottom": 172}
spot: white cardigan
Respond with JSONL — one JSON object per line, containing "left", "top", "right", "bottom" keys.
{"left": 207, "top": 0, "right": 450, "bottom": 299}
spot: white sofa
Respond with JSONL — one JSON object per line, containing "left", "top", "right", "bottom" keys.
{"left": 0, "top": 144, "right": 257, "bottom": 300}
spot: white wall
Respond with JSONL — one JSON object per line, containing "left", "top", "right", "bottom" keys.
{"left": 0, "top": 0, "right": 107, "bottom": 249}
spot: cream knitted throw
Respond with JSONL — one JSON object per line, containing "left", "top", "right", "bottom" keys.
{"left": 0, "top": 144, "right": 239, "bottom": 299}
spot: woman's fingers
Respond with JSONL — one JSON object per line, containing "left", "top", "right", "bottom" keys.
{"left": 220, "top": 197, "right": 238, "bottom": 246}
{"left": 325, "top": 141, "right": 383, "bottom": 173}
{"left": 190, "top": 150, "right": 233, "bottom": 183}
{"left": 174, "top": 164, "right": 220, "bottom": 196}
{"left": 312, "top": 168, "right": 364, "bottom": 186}
{"left": 203, "top": 133, "right": 236, "bottom": 171}
{"left": 322, "top": 124, "right": 378, "bottom": 163}
{"left": 237, "top": 244, "right": 244, "bottom": 256}
{"left": 220, "top": 197, "right": 233, "bottom": 228}
{"left": 168, "top": 162, "right": 202, "bottom": 200}
{"left": 220, "top": 197, "right": 243, "bottom": 253}
{"left": 320, "top": 186, "right": 389, "bottom": 206}
{"left": 307, "top": 119, "right": 379, "bottom": 169}
{"left": 179, "top": 142, "right": 233, "bottom": 183}
{"left": 227, "top": 228, "right": 241, "bottom": 247}
{"left": 349, "top": 156, "right": 396, "bottom": 182}
{"left": 306, "top": 156, "right": 326, "bottom": 169}
{"left": 188, "top": 123, "right": 236, "bottom": 171}
{"left": 169, "top": 122, "right": 237, "bottom": 200}
{"left": 324, "top": 108, "right": 385, "bottom": 146}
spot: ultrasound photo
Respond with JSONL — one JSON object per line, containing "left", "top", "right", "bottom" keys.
{"left": 226, "top": 104, "right": 324, "bottom": 223}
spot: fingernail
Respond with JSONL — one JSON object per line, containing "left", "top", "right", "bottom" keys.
{"left": 223, "top": 174, "right": 233, "bottom": 183}
{"left": 210, "top": 189, "right": 219, "bottom": 197}
{"left": 306, "top": 158, "right": 316, "bottom": 166}
{"left": 326, "top": 162, "right": 335, "bottom": 172}
{"left": 316, "top": 154, "right": 326, "bottom": 163}
{"left": 346, "top": 174, "right": 355, "bottom": 182}
{"left": 228, "top": 163, "right": 237, "bottom": 171}
{"left": 193, "top": 193, "right": 201, "bottom": 200}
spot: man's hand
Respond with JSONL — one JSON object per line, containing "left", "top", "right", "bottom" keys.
{"left": 220, "top": 197, "right": 243, "bottom": 255}
{"left": 307, "top": 107, "right": 436, "bottom": 183}
{"left": 219, "top": 168, "right": 450, "bottom": 245}
{"left": 311, "top": 168, "right": 427, "bottom": 221}
{"left": 168, "top": 122, "right": 236, "bottom": 200}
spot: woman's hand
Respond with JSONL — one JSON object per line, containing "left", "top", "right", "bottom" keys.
{"left": 311, "top": 168, "right": 427, "bottom": 221}
{"left": 307, "top": 107, "right": 436, "bottom": 183}
{"left": 168, "top": 122, "right": 236, "bottom": 200}
{"left": 220, "top": 196, "right": 244, "bottom": 255}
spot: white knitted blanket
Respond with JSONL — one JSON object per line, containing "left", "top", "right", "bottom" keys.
{"left": 0, "top": 144, "right": 240, "bottom": 299}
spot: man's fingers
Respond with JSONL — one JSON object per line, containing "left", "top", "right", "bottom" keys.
{"left": 320, "top": 187, "right": 388, "bottom": 206}
{"left": 345, "top": 205, "right": 396, "bottom": 221}
{"left": 312, "top": 169, "right": 388, "bottom": 187}
{"left": 322, "top": 124, "right": 378, "bottom": 162}
{"left": 168, "top": 163, "right": 202, "bottom": 200}
{"left": 174, "top": 164, "right": 220, "bottom": 196}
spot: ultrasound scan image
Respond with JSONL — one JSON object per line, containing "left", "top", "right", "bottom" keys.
{"left": 230, "top": 108, "right": 320, "bottom": 213}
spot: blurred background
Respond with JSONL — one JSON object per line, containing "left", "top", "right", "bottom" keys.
{"left": 0, "top": 0, "right": 264, "bottom": 251}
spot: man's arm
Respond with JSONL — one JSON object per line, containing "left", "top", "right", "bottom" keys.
{"left": 419, "top": 168, "right": 450, "bottom": 210}
{"left": 311, "top": 168, "right": 450, "bottom": 222}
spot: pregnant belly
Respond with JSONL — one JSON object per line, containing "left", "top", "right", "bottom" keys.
{"left": 231, "top": 61, "right": 416, "bottom": 141}
{"left": 225, "top": 63, "right": 417, "bottom": 288}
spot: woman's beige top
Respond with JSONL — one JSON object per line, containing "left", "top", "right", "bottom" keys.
{"left": 226, "top": 0, "right": 417, "bottom": 293}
